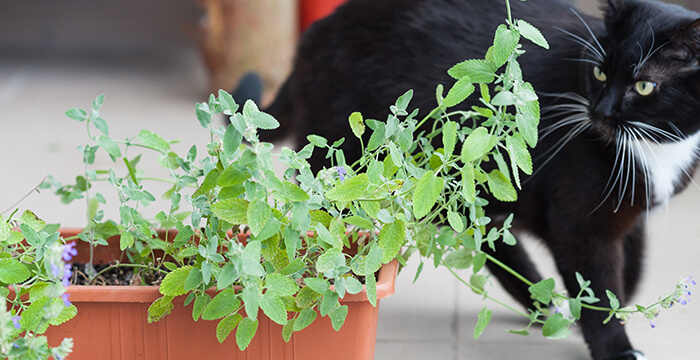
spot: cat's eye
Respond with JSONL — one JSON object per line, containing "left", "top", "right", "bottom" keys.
{"left": 634, "top": 81, "right": 657, "bottom": 96}
{"left": 593, "top": 66, "right": 607, "bottom": 82}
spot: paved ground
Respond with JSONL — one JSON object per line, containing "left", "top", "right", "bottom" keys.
{"left": 1, "top": 50, "right": 698, "bottom": 360}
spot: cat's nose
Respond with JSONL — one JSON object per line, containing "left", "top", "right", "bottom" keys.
{"left": 594, "top": 93, "right": 619, "bottom": 120}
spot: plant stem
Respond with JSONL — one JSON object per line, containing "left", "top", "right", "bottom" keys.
{"left": 484, "top": 252, "right": 534, "bottom": 286}
{"left": 442, "top": 260, "right": 531, "bottom": 319}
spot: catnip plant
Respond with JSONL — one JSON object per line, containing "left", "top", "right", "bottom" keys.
{"left": 0, "top": 0, "right": 694, "bottom": 356}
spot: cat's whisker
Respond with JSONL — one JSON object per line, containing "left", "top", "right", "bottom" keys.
{"left": 632, "top": 22, "right": 668, "bottom": 76}
{"left": 631, "top": 128, "right": 658, "bottom": 213}
{"left": 555, "top": 26, "right": 605, "bottom": 63}
{"left": 615, "top": 130, "right": 635, "bottom": 212}
{"left": 593, "top": 131, "right": 627, "bottom": 215}
{"left": 634, "top": 126, "right": 700, "bottom": 192}
{"left": 538, "top": 92, "right": 590, "bottom": 106}
{"left": 563, "top": 57, "right": 602, "bottom": 66}
{"left": 530, "top": 120, "right": 592, "bottom": 180}
{"left": 539, "top": 114, "right": 588, "bottom": 140}
{"left": 628, "top": 121, "right": 683, "bottom": 142}
{"left": 569, "top": 8, "right": 607, "bottom": 57}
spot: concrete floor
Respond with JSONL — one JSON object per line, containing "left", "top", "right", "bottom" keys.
{"left": 0, "top": 49, "right": 698, "bottom": 360}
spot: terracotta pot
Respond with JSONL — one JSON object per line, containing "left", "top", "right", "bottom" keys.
{"left": 299, "top": 0, "right": 346, "bottom": 31}
{"left": 44, "top": 229, "right": 398, "bottom": 360}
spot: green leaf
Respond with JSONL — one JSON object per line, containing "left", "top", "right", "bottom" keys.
{"left": 0, "top": 258, "right": 31, "bottom": 284}
{"left": 378, "top": 219, "right": 405, "bottom": 263}
{"left": 192, "top": 293, "right": 211, "bottom": 321}
{"left": 217, "top": 164, "right": 251, "bottom": 187}
{"left": 606, "top": 290, "right": 620, "bottom": 310}
{"left": 528, "top": 278, "right": 555, "bottom": 305}
{"left": 348, "top": 112, "right": 365, "bottom": 138}
{"left": 49, "top": 303, "right": 78, "bottom": 327}
{"left": 516, "top": 19, "right": 549, "bottom": 49}
{"left": 366, "top": 272, "right": 377, "bottom": 306}
{"left": 307, "top": 135, "right": 328, "bottom": 147}
{"left": 569, "top": 298, "right": 582, "bottom": 320}
{"left": 329, "top": 305, "right": 349, "bottom": 331}
{"left": 293, "top": 306, "right": 318, "bottom": 331}
{"left": 216, "top": 313, "right": 242, "bottom": 343}
{"left": 492, "top": 24, "right": 520, "bottom": 67}
{"left": 304, "top": 277, "right": 330, "bottom": 294}
{"left": 137, "top": 130, "right": 170, "bottom": 152}
{"left": 159, "top": 266, "right": 193, "bottom": 297}
{"left": 517, "top": 92, "right": 540, "bottom": 147}
{"left": 443, "top": 248, "right": 473, "bottom": 269}
{"left": 93, "top": 117, "right": 109, "bottom": 135}
{"left": 448, "top": 59, "right": 497, "bottom": 83}
{"left": 470, "top": 274, "right": 488, "bottom": 294}
{"left": 217, "top": 262, "right": 239, "bottom": 290}
{"left": 325, "top": 174, "right": 369, "bottom": 203}
{"left": 211, "top": 198, "right": 249, "bottom": 225}
{"left": 65, "top": 108, "right": 87, "bottom": 121}
{"left": 244, "top": 100, "right": 279, "bottom": 129}
{"left": 202, "top": 288, "right": 240, "bottom": 320}
{"left": 364, "top": 244, "right": 383, "bottom": 274}
{"left": 236, "top": 317, "right": 259, "bottom": 351}
{"left": 241, "top": 282, "right": 261, "bottom": 319}
{"left": 98, "top": 135, "right": 121, "bottom": 159}
{"left": 542, "top": 313, "right": 572, "bottom": 339}
{"left": 443, "top": 121, "right": 458, "bottom": 158}
{"left": 148, "top": 296, "right": 175, "bottom": 323}
{"left": 444, "top": 77, "right": 475, "bottom": 108}
{"left": 119, "top": 231, "right": 134, "bottom": 251}
{"left": 413, "top": 172, "right": 444, "bottom": 219}
{"left": 486, "top": 170, "right": 517, "bottom": 202}
{"left": 260, "top": 292, "right": 288, "bottom": 325}
{"left": 266, "top": 273, "right": 299, "bottom": 297}
{"left": 460, "top": 127, "right": 497, "bottom": 164}
{"left": 506, "top": 133, "right": 533, "bottom": 177}
{"left": 218, "top": 89, "right": 239, "bottom": 114}
{"left": 184, "top": 268, "right": 203, "bottom": 292}
{"left": 460, "top": 165, "right": 476, "bottom": 204}
{"left": 344, "top": 215, "right": 374, "bottom": 230}
{"left": 474, "top": 307, "right": 493, "bottom": 339}
{"left": 447, "top": 211, "right": 464, "bottom": 232}
{"left": 247, "top": 199, "right": 271, "bottom": 237}
{"left": 345, "top": 277, "right": 363, "bottom": 294}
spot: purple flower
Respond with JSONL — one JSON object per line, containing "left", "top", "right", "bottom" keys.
{"left": 334, "top": 166, "right": 347, "bottom": 181}
{"left": 649, "top": 319, "right": 656, "bottom": 328}
{"left": 62, "top": 242, "right": 77, "bottom": 261}
{"left": 61, "top": 293, "right": 71, "bottom": 307}
{"left": 11, "top": 315, "right": 21, "bottom": 329}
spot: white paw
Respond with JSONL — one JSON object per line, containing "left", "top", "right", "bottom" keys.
{"left": 619, "top": 350, "right": 647, "bottom": 360}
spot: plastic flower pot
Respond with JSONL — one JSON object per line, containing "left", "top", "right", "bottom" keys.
{"left": 299, "top": 0, "right": 346, "bottom": 31}
{"left": 44, "top": 229, "right": 398, "bottom": 360}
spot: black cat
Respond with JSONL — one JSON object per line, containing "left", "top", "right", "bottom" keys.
{"left": 241, "top": 0, "right": 700, "bottom": 359}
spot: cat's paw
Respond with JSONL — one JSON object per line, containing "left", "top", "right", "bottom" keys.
{"left": 617, "top": 349, "right": 646, "bottom": 360}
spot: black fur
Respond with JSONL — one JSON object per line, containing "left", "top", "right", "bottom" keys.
{"left": 254, "top": 1, "right": 700, "bottom": 359}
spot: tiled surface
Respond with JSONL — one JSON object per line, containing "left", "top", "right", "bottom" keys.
{"left": 1, "top": 48, "right": 699, "bottom": 360}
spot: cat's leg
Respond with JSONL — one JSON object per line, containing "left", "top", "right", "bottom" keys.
{"left": 484, "top": 231, "right": 544, "bottom": 310}
{"left": 547, "top": 233, "right": 641, "bottom": 360}
{"left": 622, "top": 219, "right": 645, "bottom": 301}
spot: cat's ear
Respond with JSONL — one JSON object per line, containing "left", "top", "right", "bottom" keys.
{"left": 602, "top": 0, "right": 627, "bottom": 27}
{"left": 670, "top": 19, "right": 700, "bottom": 59}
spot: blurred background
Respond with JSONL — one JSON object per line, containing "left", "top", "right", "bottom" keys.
{"left": 0, "top": 1, "right": 698, "bottom": 359}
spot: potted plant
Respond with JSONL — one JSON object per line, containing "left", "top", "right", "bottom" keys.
{"left": 1, "top": 1, "right": 694, "bottom": 359}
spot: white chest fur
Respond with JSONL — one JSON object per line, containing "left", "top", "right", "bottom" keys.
{"left": 632, "top": 130, "right": 700, "bottom": 204}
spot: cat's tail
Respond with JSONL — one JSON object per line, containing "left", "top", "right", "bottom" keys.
{"left": 230, "top": 71, "right": 294, "bottom": 142}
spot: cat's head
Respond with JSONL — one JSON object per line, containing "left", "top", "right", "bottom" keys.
{"left": 584, "top": 0, "right": 700, "bottom": 143}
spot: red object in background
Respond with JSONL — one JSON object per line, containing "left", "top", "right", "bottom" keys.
{"left": 299, "top": 0, "right": 346, "bottom": 31}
